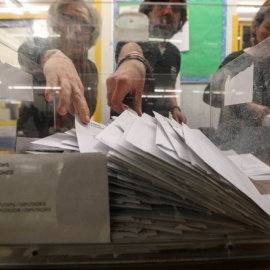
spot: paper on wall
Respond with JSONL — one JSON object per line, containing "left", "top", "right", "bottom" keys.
{"left": 224, "top": 64, "right": 253, "bottom": 106}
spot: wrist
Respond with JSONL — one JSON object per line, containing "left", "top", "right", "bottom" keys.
{"left": 35, "top": 46, "right": 52, "bottom": 65}
{"left": 117, "top": 52, "right": 153, "bottom": 78}
{"left": 118, "top": 43, "right": 143, "bottom": 58}
{"left": 41, "top": 49, "right": 66, "bottom": 67}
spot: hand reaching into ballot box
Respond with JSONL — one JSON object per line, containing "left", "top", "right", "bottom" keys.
{"left": 42, "top": 47, "right": 147, "bottom": 122}
{"left": 106, "top": 42, "right": 146, "bottom": 116}
{"left": 171, "top": 106, "right": 187, "bottom": 124}
{"left": 42, "top": 49, "right": 91, "bottom": 124}
{"left": 106, "top": 57, "right": 146, "bottom": 117}
{"left": 42, "top": 48, "right": 147, "bottom": 123}
{"left": 109, "top": 0, "right": 188, "bottom": 123}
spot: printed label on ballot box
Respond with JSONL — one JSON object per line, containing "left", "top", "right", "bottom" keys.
{"left": 0, "top": 153, "right": 110, "bottom": 244}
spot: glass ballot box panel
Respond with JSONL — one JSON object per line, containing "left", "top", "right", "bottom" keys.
{"left": 208, "top": 37, "right": 270, "bottom": 163}
{"left": 0, "top": 0, "right": 270, "bottom": 268}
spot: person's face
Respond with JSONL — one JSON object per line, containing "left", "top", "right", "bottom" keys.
{"left": 57, "top": 3, "right": 92, "bottom": 60}
{"left": 148, "top": 0, "right": 181, "bottom": 39}
{"left": 254, "top": 15, "right": 270, "bottom": 44}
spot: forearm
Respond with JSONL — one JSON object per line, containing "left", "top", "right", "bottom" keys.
{"left": 169, "top": 95, "right": 187, "bottom": 123}
{"left": 170, "top": 96, "right": 178, "bottom": 108}
{"left": 169, "top": 96, "right": 182, "bottom": 114}
{"left": 118, "top": 42, "right": 143, "bottom": 61}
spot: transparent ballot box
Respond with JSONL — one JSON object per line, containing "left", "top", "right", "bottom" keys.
{"left": 1, "top": 0, "right": 270, "bottom": 268}
{"left": 208, "top": 38, "right": 270, "bottom": 159}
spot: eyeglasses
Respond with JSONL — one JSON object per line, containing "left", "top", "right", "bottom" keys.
{"left": 59, "top": 13, "right": 94, "bottom": 35}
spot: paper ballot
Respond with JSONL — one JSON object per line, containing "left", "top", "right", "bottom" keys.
{"left": 75, "top": 115, "right": 108, "bottom": 153}
{"left": 224, "top": 64, "right": 254, "bottom": 106}
{"left": 30, "top": 112, "right": 270, "bottom": 243}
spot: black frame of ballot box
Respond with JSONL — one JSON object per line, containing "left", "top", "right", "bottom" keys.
{"left": 2, "top": 1, "right": 270, "bottom": 268}
{"left": 0, "top": 240, "right": 270, "bottom": 268}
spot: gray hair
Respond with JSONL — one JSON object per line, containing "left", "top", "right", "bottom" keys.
{"left": 47, "top": 0, "right": 101, "bottom": 48}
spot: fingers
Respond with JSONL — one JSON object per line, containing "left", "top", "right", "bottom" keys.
{"left": 261, "top": 107, "right": 270, "bottom": 119}
{"left": 57, "top": 77, "right": 83, "bottom": 115}
{"left": 45, "top": 71, "right": 59, "bottom": 102}
{"left": 173, "top": 111, "right": 187, "bottom": 124}
{"left": 131, "top": 87, "right": 143, "bottom": 116}
{"left": 106, "top": 75, "right": 130, "bottom": 114}
{"left": 111, "top": 102, "right": 129, "bottom": 115}
{"left": 44, "top": 71, "right": 90, "bottom": 124}
{"left": 56, "top": 79, "right": 90, "bottom": 124}
{"left": 70, "top": 87, "right": 90, "bottom": 124}
{"left": 69, "top": 102, "right": 76, "bottom": 115}
{"left": 252, "top": 105, "right": 270, "bottom": 122}
{"left": 106, "top": 63, "right": 145, "bottom": 116}
{"left": 181, "top": 115, "right": 187, "bottom": 124}
{"left": 45, "top": 74, "right": 90, "bottom": 124}
{"left": 43, "top": 50, "right": 90, "bottom": 124}
{"left": 57, "top": 80, "right": 72, "bottom": 116}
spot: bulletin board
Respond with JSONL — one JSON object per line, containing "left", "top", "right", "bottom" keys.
{"left": 181, "top": 0, "right": 225, "bottom": 81}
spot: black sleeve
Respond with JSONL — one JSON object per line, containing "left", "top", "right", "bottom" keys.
{"left": 18, "top": 37, "right": 52, "bottom": 83}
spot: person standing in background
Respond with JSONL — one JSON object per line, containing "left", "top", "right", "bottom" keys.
{"left": 107, "top": 0, "right": 188, "bottom": 123}
{"left": 17, "top": 0, "right": 101, "bottom": 137}
{"left": 203, "top": 0, "right": 270, "bottom": 162}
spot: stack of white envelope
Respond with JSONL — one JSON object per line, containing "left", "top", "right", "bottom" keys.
{"left": 33, "top": 110, "right": 270, "bottom": 243}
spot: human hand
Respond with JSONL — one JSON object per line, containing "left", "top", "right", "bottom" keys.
{"left": 172, "top": 107, "right": 187, "bottom": 124}
{"left": 106, "top": 59, "right": 145, "bottom": 116}
{"left": 246, "top": 102, "right": 270, "bottom": 123}
{"left": 42, "top": 49, "right": 90, "bottom": 124}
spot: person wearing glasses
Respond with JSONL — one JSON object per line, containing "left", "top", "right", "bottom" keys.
{"left": 17, "top": 0, "right": 101, "bottom": 137}
{"left": 108, "top": 0, "right": 188, "bottom": 123}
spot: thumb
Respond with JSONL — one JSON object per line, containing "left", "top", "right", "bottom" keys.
{"left": 132, "top": 93, "right": 142, "bottom": 116}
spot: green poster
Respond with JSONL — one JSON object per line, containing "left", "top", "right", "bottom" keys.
{"left": 181, "top": 0, "right": 224, "bottom": 79}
